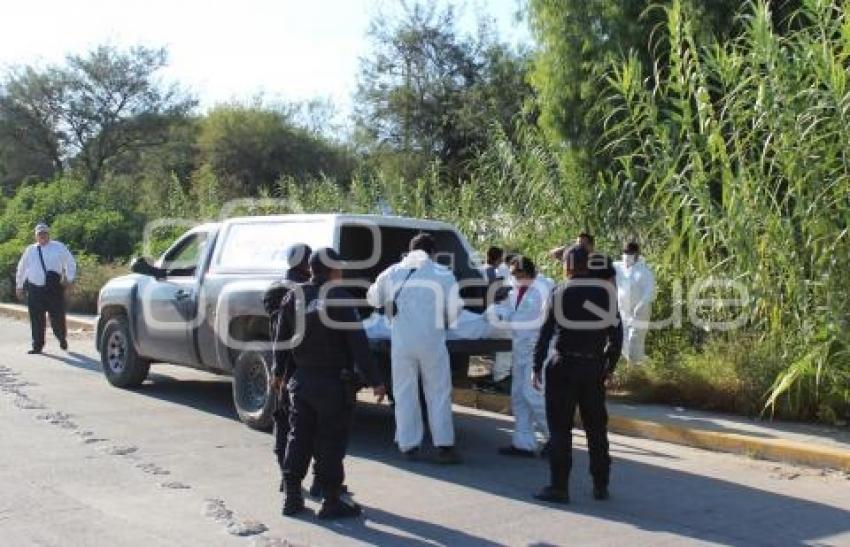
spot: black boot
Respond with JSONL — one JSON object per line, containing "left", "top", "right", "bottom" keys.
{"left": 498, "top": 445, "right": 535, "bottom": 458}
{"left": 432, "top": 446, "right": 462, "bottom": 465}
{"left": 401, "top": 447, "right": 421, "bottom": 461}
{"left": 282, "top": 479, "right": 305, "bottom": 517}
{"left": 309, "top": 476, "right": 349, "bottom": 499}
{"left": 534, "top": 485, "right": 569, "bottom": 504}
{"left": 318, "top": 488, "right": 361, "bottom": 520}
{"left": 282, "top": 493, "right": 305, "bottom": 516}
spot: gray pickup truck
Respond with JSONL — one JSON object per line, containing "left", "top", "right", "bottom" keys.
{"left": 96, "top": 214, "right": 510, "bottom": 429}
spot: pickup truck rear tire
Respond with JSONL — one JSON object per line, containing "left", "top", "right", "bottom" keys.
{"left": 101, "top": 317, "right": 151, "bottom": 388}
{"left": 232, "top": 349, "right": 274, "bottom": 430}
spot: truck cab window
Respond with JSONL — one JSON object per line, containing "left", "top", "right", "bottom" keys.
{"left": 160, "top": 232, "right": 209, "bottom": 277}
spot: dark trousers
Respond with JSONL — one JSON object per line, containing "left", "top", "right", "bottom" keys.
{"left": 273, "top": 390, "right": 318, "bottom": 486}
{"left": 282, "top": 370, "right": 353, "bottom": 498}
{"left": 26, "top": 284, "right": 66, "bottom": 350}
{"left": 544, "top": 358, "right": 611, "bottom": 490}
{"left": 273, "top": 392, "right": 289, "bottom": 470}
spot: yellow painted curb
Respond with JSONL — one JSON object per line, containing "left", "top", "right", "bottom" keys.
{"left": 0, "top": 303, "right": 95, "bottom": 331}
{"left": 606, "top": 415, "right": 850, "bottom": 471}
{"left": 452, "top": 387, "right": 850, "bottom": 471}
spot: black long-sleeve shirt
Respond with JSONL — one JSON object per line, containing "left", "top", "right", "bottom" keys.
{"left": 533, "top": 274, "right": 623, "bottom": 374}
{"left": 275, "top": 279, "right": 381, "bottom": 387}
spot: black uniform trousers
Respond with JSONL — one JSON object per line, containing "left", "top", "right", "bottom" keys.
{"left": 282, "top": 369, "right": 354, "bottom": 496}
{"left": 544, "top": 357, "right": 611, "bottom": 490}
{"left": 273, "top": 389, "right": 320, "bottom": 484}
{"left": 26, "top": 283, "right": 66, "bottom": 351}
{"left": 273, "top": 391, "right": 290, "bottom": 467}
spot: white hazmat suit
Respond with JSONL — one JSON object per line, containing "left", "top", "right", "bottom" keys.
{"left": 614, "top": 256, "right": 655, "bottom": 363}
{"left": 494, "top": 275, "right": 554, "bottom": 451}
{"left": 367, "top": 250, "right": 464, "bottom": 451}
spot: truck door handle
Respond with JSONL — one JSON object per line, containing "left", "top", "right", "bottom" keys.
{"left": 175, "top": 289, "right": 190, "bottom": 300}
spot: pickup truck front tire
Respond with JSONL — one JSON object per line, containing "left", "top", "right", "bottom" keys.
{"left": 101, "top": 316, "right": 151, "bottom": 388}
{"left": 232, "top": 349, "right": 274, "bottom": 430}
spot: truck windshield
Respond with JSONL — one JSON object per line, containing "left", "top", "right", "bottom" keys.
{"left": 214, "top": 220, "right": 332, "bottom": 271}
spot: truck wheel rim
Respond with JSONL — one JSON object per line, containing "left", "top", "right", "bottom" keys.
{"left": 107, "top": 331, "right": 127, "bottom": 373}
{"left": 239, "top": 354, "right": 268, "bottom": 413}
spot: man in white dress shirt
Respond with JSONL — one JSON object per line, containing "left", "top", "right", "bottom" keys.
{"left": 15, "top": 223, "right": 77, "bottom": 354}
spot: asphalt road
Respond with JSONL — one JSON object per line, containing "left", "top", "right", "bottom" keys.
{"left": 0, "top": 316, "right": 848, "bottom": 547}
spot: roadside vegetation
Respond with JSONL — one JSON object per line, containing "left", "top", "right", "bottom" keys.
{"left": 0, "top": 0, "right": 846, "bottom": 423}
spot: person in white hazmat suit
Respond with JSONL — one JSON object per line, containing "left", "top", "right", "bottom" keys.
{"left": 367, "top": 233, "right": 465, "bottom": 464}
{"left": 614, "top": 241, "right": 655, "bottom": 363}
{"left": 492, "top": 256, "right": 554, "bottom": 456}
{"left": 480, "top": 246, "right": 513, "bottom": 389}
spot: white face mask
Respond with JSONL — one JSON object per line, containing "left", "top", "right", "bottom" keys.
{"left": 623, "top": 254, "right": 637, "bottom": 267}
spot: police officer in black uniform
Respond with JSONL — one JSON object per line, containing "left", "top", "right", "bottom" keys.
{"left": 263, "top": 244, "right": 312, "bottom": 493}
{"left": 532, "top": 244, "right": 622, "bottom": 503}
{"left": 277, "top": 248, "right": 387, "bottom": 519}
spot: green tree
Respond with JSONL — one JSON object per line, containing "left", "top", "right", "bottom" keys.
{"left": 0, "top": 67, "right": 65, "bottom": 188}
{"left": 0, "top": 45, "right": 195, "bottom": 187}
{"left": 0, "top": 177, "right": 142, "bottom": 286}
{"left": 0, "top": 123, "right": 57, "bottom": 194}
{"left": 355, "top": 1, "right": 535, "bottom": 182}
{"left": 196, "top": 103, "right": 355, "bottom": 197}
{"left": 526, "top": 0, "right": 800, "bottom": 171}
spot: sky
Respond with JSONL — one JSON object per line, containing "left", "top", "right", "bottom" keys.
{"left": 1, "top": 0, "right": 530, "bottom": 117}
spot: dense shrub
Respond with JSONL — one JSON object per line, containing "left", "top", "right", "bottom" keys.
{"left": 63, "top": 255, "right": 128, "bottom": 314}
{"left": 597, "top": 0, "right": 849, "bottom": 422}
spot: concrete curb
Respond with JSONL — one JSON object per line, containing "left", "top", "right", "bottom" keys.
{"left": 0, "top": 302, "right": 95, "bottom": 331}
{"left": 453, "top": 387, "right": 850, "bottom": 471}
{"left": 605, "top": 414, "right": 850, "bottom": 470}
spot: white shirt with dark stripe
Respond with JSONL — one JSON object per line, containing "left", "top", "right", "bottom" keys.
{"left": 15, "top": 241, "right": 77, "bottom": 289}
